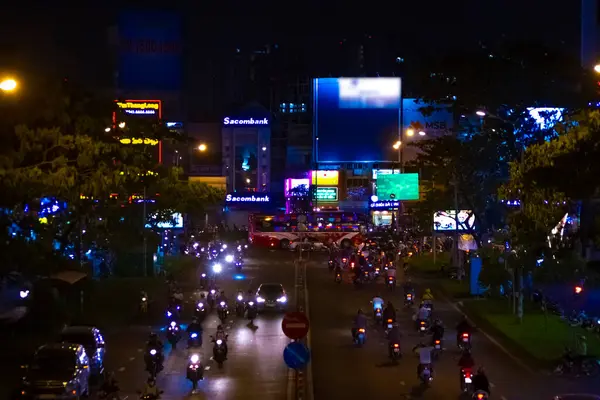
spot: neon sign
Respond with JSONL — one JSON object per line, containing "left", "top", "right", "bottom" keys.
{"left": 225, "top": 193, "right": 270, "bottom": 203}
{"left": 119, "top": 138, "right": 159, "bottom": 145}
{"left": 369, "top": 200, "right": 400, "bottom": 209}
{"left": 313, "top": 187, "right": 338, "bottom": 201}
{"left": 223, "top": 117, "right": 269, "bottom": 126}
{"left": 116, "top": 101, "right": 161, "bottom": 116}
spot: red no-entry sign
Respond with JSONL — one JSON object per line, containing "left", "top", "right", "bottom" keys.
{"left": 282, "top": 311, "right": 310, "bottom": 339}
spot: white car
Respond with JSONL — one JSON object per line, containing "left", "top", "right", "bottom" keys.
{"left": 289, "top": 237, "right": 326, "bottom": 252}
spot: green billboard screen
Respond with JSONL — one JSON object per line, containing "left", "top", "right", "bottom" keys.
{"left": 376, "top": 173, "right": 419, "bottom": 200}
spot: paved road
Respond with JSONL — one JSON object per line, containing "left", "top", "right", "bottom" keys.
{"left": 97, "top": 249, "right": 295, "bottom": 400}
{"left": 307, "top": 253, "right": 600, "bottom": 400}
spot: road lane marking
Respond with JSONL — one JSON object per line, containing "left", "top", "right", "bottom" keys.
{"left": 490, "top": 382, "right": 495, "bottom": 388}
{"left": 137, "top": 348, "right": 143, "bottom": 352}
{"left": 400, "top": 381, "right": 405, "bottom": 386}
{"left": 118, "top": 367, "right": 125, "bottom": 372}
{"left": 500, "top": 396, "right": 507, "bottom": 400}
{"left": 129, "top": 357, "right": 135, "bottom": 361}
{"left": 204, "top": 366, "right": 210, "bottom": 370}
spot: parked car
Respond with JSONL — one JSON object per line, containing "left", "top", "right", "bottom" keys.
{"left": 21, "top": 343, "right": 90, "bottom": 399}
{"left": 60, "top": 326, "right": 105, "bottom": 379}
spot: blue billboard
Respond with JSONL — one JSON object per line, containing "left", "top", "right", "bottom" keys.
{"left": 118, "top": 12, "right": 182, "bottom": 91}
{"left": 313, "top": 78, "right": 401, "bottom": 163}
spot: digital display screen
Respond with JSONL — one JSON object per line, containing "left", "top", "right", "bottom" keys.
{"left": 376, "top": 173, "right": 419, "bottom": 201}
{"left": 314, "top": 78, "right": 401, "bottom": 163}
{"left": 313, "top": 187, "right": 338, "bottom": 202}
{"left": 146, "top": 212, "right": 183, "bottom": 229}
{"left": 433, "top": 210, "right": 475, "bottom": 231}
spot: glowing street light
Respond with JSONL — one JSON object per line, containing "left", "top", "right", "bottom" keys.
{"left": 406, "top": 128, "right": 415, "bottom": 137}
{"left": 0, "top": 78, "right": 18, "bottom": 92}
{"left": 246, "top": 178, "right": 251, "bottom": 184}
{"left": 118, "top": 122, "right": 126, "bottom": 129}
{"left": 198, "top": 143, "right": 207, "bottom": 152}
{"left": 261, "top": 146, "right": 267, "bottom": 151}
{"left": 392, "top": 141, "right": 401, "bottom": 150}
{"left": 418, "top": 131, "right": 426, "bottom": 136}
{"left": 476, "top": 110, "right": 486, "bottom": 117}
{"left": 595, "top": 64, "right": 600, "bottom": 73}
{"left": 104, "top": 127, "right": 111, "bottom": 133}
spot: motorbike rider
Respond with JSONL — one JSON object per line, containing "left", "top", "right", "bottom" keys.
{"left": 403, "top": 277, "right": 415, "bottom": 295}
{"left": 386, "top": 263, "right": 397, "bottom": 280}
{"left": 382, "top": 302, "right": 396, "bottom": 327}
{"left": 352, "top": 309, "right": 368, "bottom": 340}
{"left": 246, "top": 289, "right": 256, "bottom": 303}
{"left": 187, "top": 318, "right": 203, "bottom": 345}
{"left": 215, "top": 324, "right": 228, "bottom": 355}
{"left": 472, "top": 366, "right": 491, "bottom": 395}
{"left": 142, "top": 377, "right": 160, "bottom": 397}
{"left": 430, "top": 319, "right": 444, "bottom": 343}
{"left": 146, "top": 333, "right": 163, "bottom": 352}
{"left": 371, "top": 293, "right": 385, "bottom": 315}
{"left": 422, "top": 288, "right": 434, "bottom": 302}
{"left": 413, "top": 341, "right": 434, "bottom": 378}
{"left": 456, "top": 315, "right": 473, "bottom": 345}
{"left": 217, "top": 290, "right": 228, "bottom": 304}
{"left": 387, "top": 322, "right": 402, "bottom": 357}
{"left": 416, "top": 302, "right": 431, "bottom": 323}
{"left": 458, "top": 348, "right": 476, "bottom": 383}
{"left": 236, "top": 290, "right": 245, "bottom": 302}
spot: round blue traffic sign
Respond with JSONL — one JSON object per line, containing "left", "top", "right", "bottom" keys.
{"left": 283, "top": 341, "right": 311, "bottom": 370}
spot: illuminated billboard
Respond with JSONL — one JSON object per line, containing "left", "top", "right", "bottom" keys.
{"left": 433, "top": 210, "right": 475, "bottom": 231}
{"left": 146, "top": 212, "right": 183, "bottom": 229}
{"left": 311, "top": 170, "right": 339, "bottom": 186}
{"left": 116, "top": 100, "right": 162, "bottom": 118}
{"left": 376, "top": 173, "right": 419, "bottom": 201}
{"left": 285, "top": 178, "right": 310, "bottom": 197}
{"left": 372, "top": 169, "right": 401, "bottom": 179}
{"left": 313, "top": 187, "right": 338, "bottom": 202}
{"left": 313, "top": 77, "right": 402, "bottom": 163}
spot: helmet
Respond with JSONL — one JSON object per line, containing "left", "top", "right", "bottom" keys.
{"left": 220, "top": 290, "right": 225, "bottom": 295}
{"left": 357, "top": 309, "right": 364, "bottom": 315}
{"left": 217, "top": 324, "right": 223, "bottom": 330}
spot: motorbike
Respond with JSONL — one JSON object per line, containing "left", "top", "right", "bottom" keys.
{"left": 385, "top": 318, "right": 394, "bottom": 332}
{"left": 138, "top": 390, "right": 163, "bottom": 400}
{"left": 246, "top": 300, "right": 257, "bottom": 320}
{"left": 145, "top": 348, "right": 162, "bottom": 378}
{"left": 195, "top": 302, "right": 207, "bottom": 322}
{"left": 404, "top": 292, "right": 414, "bottom": 306}
{"left": 328, "top": 260, "right": 335, "bottom": 271}
{"left": 387, "top": 276, "right": 396, "bottom": 291}
{"left": 419, "top": 364, "right": 433, "bottom": 385}
{"left": 140, "top": 295, "right": 148, "bottom": 314}
{"left": 460, "top": 368, "right": 474, "bottom": 393}
{"left": 554, "top": 347, "right": 600, "bottom": 376}
{"left": 418, "top": 319, "right": 428, "bottom": 335}
{"left": 354, "top": 328, "right": 366, "bottom": 346}
{"left": 363, "top": 270, "right": 370, "bottom": 282}
{"left": 217, "top": 301, "right": 229, "bottom": 323}
{"left": 334, "top": 271, "right": 342, "bottom": 284}
{"left": 188, "top": 332, "right": 202, "bottom": 348}
{"left": 374, "top": 267, "right": 381, "bottom": 277}
{"left": 472, "top": 390, "right": 489, "bottom": 400}
{"left": 459, "top": 332, "right": 471, "bottom": 350}
{"left": 432, "top": 339, "right": 442, "bottom": 359}
{"left": 235, "top": 295, "right": 245, "bottom": 316}
{"left": 211, "top": 335, "right": 228, "bottom": 368}
{"left": 389, "top": 342, "right": 401, "bottom": 361}
{"left": 199, "top": 273, "right": 208, "bottom": 288}
{"left": 186, "top": 353, "right": 203, "bottom": 390}
{"left": 167, "top": 321, "right": 181, "bottom": 349}
{"left": 374, "top": 308, "right": 382, "bottom": 324}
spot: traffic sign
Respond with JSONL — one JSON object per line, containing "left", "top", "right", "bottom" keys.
{"left": 283, "top": 341, "right": 311, "bottom": 370}
{"left": 282, "top": 311, "right": 310, "bottom": 339}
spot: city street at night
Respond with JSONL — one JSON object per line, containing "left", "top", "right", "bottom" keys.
{"left": 96, "top": 250, "right": 296, "bottom": 400}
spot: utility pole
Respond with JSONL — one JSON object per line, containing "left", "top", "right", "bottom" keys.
{"left": 143, "top": 185, "right": 147, "bottom": 277}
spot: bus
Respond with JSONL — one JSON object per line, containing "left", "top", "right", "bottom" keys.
{"left": 249, "top": 211, "right": 367, "bottom": 249}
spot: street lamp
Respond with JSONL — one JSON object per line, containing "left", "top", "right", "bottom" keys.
{"left": 0, "top": 78, "right": 17, "bottom": 92}
{"left": 406, "top": 128, "right": 415, "bottom": 137}
{"left": 475, "top": 110, "right": 486, "bottom": 117}
{"left": 594, "top": 64, "right": 600, "bottom": 73}
{"left": 418, "top": 131, "right": 426, "bottom": 136}
{"left": 261, "top": 146, "right": 267, "bottom": 151}
{"left": 198, "top": 144, "right": 207, "bottom": 152}
{"left": 118, "top": 122, "right": 126, "bottom": 129}
{"left": 392, "top": 141, "right": 401, "bottom": 150}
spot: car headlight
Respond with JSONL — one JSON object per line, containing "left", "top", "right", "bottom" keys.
{"left": 257, "top": 296, "right": 265, "bottom": 303}
{"left": 225, "top": 255, "right": 234, "bottom": 263}
{"left": 213, "top": 263, "right": 222, "bottom": 273}
{"left": 277, "top": 296, "right": 287, "bottom": 303}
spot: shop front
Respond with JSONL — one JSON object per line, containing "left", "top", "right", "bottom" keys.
{"left": 369, "top": 199, "right": 400, "bottom": 227}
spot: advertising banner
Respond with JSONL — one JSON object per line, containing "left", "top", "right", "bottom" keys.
{"left": 116, "top": 100, "right": 162, "bottom": 118}
{"left": 313, "top": 77, "right": 401, "bottom": 163}
{"left": 433, "top": 210, "right": 476, "bottom": 231}
{"left": 313, "top": 187, "right": 338, "bottom": 202}
{"left": 311, "top": 170, "right": 339, "bottom": 186}
{"left": 118, "top": 11, "right": 182, "bottom": 90}
{"left": 376, "top": 173, "right": 419, "bottom": 200}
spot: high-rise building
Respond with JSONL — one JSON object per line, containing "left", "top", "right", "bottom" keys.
{"left": 582, "top": 0, "right": 600, "bottom": 69}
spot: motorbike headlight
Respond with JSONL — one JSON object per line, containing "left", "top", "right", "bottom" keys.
{"left": 198, "top": 302, "right": 204, "bottom": 308}
{"left": 190, "top": 354, "right": 200, "bottom": 364}
{"left": 222, "top": 244, "right": 227, "bottom": 249}
{"left": 191, "top": 333, "right": 197, "bottom": 338}
{"left": 220, "top": 301, "right": 226, "bottom": 306}
{"left": 237, "top": 295, "right": 243, "bottom": 301}
{"left": 20, "top": 290, "right": 29, "bottom": 299}
{"left": 170, "top": 321, "right": 176, "bottom": 327}
{"left": 213, "top": 263, "right": 223, "bottom": 273}
{"left": 142, "top": 297, "right": 147, "bottom": 302}
{"left": 277, "top": 296, "right": 287, "bottom": 303}
{"left": 244, "top": 244, "right": 248, "bottom": 248}
{"left": 150, "top": 349, "right": 157, "bottom": 355}
{"left": 216, "top": 339, "right": 223, "bottom": 345}
{"left": 225, "top": 255, "right": 234, "bottom": 263}
{"left": 201, "top": 273, "right": 206, "bottom": 278}
{"left": 248, "top": 301, "right": 254, "bottom": 306}
{"left": 257, "top": 297, "right": 265, "bottom": 303}
{"left": 166, "top": 311, "right": 172, "bottom": 317}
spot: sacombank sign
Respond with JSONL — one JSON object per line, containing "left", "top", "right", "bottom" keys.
{"left": 223, "top": 117, "right": 269, "bottom": 126}
{"left": 225, "top": 194, "right": 270, "bottom": 203}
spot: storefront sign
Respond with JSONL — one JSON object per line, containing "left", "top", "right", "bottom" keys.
{"left": 313, "top": 187, "right": 338, "bottom": 201}
{"left": 223, "top": 117, "right": 269, "bottom": 126}
{"left": 369, "top": 200, "right": 400, "bottom": 209}
{"left": 311, "top": 170, "right": 339, "bottom": 186}
{"left": 372, "top": 169, "right": 400, "bottom": 179}
{"left": 119, "top": 138, "right": 159, "bottom": 145}
{"left": 225, "top": 193, "right": 270, "bottom": 203}
{"left": 116, "top": 100, "right": 161, "bottom": 116}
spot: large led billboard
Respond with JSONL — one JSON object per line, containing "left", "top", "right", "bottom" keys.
{"left": 433, "top": 210, "right": 475, "bottom": 231}
{"left": 376, "top": 173, "right": 419, "bottom": 200}
{"left": 313, "top": 78, "right": 401, "bottom": 163}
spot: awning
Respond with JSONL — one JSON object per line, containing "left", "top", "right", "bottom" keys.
{"left": 50, "top": 271, "right": 87, "bottom": 285}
